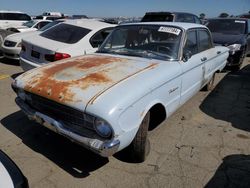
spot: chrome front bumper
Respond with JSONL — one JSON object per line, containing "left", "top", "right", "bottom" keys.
{"left": 15, "top": 97, "right": 120, "bottom": 157}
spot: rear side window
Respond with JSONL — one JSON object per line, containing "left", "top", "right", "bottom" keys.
{"left": 35, "top": 21, "right": 50, "bottom": 29}
{"left": 198, "top": 29, "right": 212, "bottom": 52}
{"left": 0, "top": 13, "right": 31, "bottom": 21}
{"left": 40, "top": 23, "right": 91, "bottom": 44}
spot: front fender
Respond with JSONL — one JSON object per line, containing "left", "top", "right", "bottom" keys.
{"left": 117, "top": 94, "right": 166, "bottom": 150}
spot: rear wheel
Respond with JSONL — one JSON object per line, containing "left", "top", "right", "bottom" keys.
{"left": 131, "top": 112, "right": 150, "bottom": 162}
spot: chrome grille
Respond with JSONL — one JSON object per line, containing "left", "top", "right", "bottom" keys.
{"left": 24, "top": 92, "right": 96, "bottom": 135}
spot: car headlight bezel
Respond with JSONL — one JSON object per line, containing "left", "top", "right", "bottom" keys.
{"left": 227, "top": 44, "right": 241, "bottom": 54}
{"left": 94, "top": 117, "right": 113, "bottom": 138}
{"left": 17, "top": 88, "right": 26, "bottom": 101}
{"left": 17, "top": 42, "right": 22, "bottom": 47}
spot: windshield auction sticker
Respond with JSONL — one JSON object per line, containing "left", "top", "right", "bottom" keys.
{"left": 235, "top": 20, "right": 245, "bottom": 23}
{"left": 158, "top": 27, "right": 181, "bottom": 35}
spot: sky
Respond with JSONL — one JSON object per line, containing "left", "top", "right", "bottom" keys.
{"left": 0, "top": 0, "right": 249, "bottom": 18}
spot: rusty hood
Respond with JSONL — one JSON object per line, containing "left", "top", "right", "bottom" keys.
{"left": 15, "top": 54, "right": 158, "bottom": 111}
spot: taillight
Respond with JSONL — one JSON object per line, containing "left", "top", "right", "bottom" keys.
{"left": 21, "top": 44, "right": 26, "bottom": 52}
{"left": 45, "top": 52, "right": 71, "bottom": 62}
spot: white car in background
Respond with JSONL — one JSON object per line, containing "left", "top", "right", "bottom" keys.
{"left": 20, "top": 19, "right": 116, "bottom": 71}
{"left": 7, "top": 19, "right": 52, "bottom": 33}
{"left": 0, "top": 150, "right": 28, "bottom": 188}
{"left": 1, "top": 20, "right": 65, "bottom": 60}
{"left": 0, "top": 10, "right": 31, "bottom": 29}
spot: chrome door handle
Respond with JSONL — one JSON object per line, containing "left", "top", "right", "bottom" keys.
{"left": 201, "top": 57, "right": 207, "bottom": 62}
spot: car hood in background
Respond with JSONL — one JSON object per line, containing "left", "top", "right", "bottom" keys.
{"left": 5, "top": 30, "right": 39, "bottom": 43}
{"left": 15, "top": 54, "right": 158, "bottom": 111}
{"left": 211, "top": 32, "right": 245, "bottom": 46}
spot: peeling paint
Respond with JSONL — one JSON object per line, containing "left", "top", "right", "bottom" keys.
{"left": 18, "top": 54, "right": 159, "bottom": 107}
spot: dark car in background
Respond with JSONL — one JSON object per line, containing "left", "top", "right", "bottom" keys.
{"left": 206, "top": 18, "right": 250, "bottom": 70}
{"left": 141, "top": 11, "right": 201, "bottom": 24}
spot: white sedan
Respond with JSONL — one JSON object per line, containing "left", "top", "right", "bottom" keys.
{"left": 13, "top": 22, "right": 229, "bottom": 162}
{"left": 20, "top": 19, "right": 116, "bottom": 71}
{"left": 1, "top": 20, "right": 64, "bottom": 60}
{"left": 7, "top": 19, "right": 52, "bottom": 33}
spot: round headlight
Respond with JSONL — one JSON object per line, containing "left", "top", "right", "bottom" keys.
{"left": 94, "top": 118, "right": 112, "bottom": 138}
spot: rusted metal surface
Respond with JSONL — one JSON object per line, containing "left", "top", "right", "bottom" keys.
{"left": 16, "top": 54, "right": 158, "bottom": 108}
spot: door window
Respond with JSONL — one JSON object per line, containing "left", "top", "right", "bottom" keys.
{"left": 184, "top": 30, "right": 198, "bottom": 56}
{"left": 198, "top": 29, "right": 212, "bottom": 52}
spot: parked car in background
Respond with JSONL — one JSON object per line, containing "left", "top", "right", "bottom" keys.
{"left": 72, "top": 15, "right": 88, "bottom": 19}
{"left": 6, "top": 20, "right": 52, "bottom": 33}
{"left": 20, "top": 19, "right": 115, "bottom": 71}
{"left": 0, "top": 29, "right": 14, "bottom": 57}
{"left": 206, "top": 18, "right": 250, "bottom": 70}
{"left": 1, "top": 20, "right": 64, "bottom": 60}
{"left": 238, "top": 13, "right": 250, "bottom": 19}
{"left": 0, "top": 150, "right": 28, "bottom": 188}
{"left": 141, "top": 12, "right": 201, "bottom": 24}
{"left": 34, "top": 15, "right": 65, "bottom": 21}
{"left": 0, "top": 11, "right": 31, "bottom": 29}
{"left": 12, "top": 22, "right": 228, "bottom": 162}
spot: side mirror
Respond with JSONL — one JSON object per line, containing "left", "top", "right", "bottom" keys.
{"left": 182, "top": 50, "right": 192, "bottom": 62}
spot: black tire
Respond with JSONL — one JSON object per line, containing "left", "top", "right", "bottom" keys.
{"left": 131, "top": 112, "right": 150, "bottom": 162}
{"left": 203, "top": 73, "right": 215, "bottom": 91}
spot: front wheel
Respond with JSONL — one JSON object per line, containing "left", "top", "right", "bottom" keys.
{"left": 131, "top": 112, "right": 150, "bottom": 162}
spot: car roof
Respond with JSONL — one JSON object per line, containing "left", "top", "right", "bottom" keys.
{"left": 121, "top": 22, "right": 206, "bottom": 31}
{"left": 0, "top": 10, "right": 25, "bottom": 13}
{"left": 208, "top": 17, "right": 249, "bottom": 21}
{"left": 62, "top": 19, "right": 116, "bottom": 30}
{"left": 144, "top": 11, "right": 198, "bottom": 16}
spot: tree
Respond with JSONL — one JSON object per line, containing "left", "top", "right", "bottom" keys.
{"left": 199, "top": 13, "right": 206, "bottom": 19}
{"left": 219, "top": 13, "right": 229, "bottom": 18}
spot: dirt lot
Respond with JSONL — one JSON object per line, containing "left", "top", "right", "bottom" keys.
{"left": 0, "top": 57, "right": 250, "bottom": 188}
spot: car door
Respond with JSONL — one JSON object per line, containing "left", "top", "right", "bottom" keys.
{"left": 197, "top": 29, "right": 218, "bottom": 86}
{"left": 180, "top": 29, "right": 204, "bottom": 105}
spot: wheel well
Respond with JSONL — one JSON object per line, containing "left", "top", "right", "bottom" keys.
{"left": 148, "top": 103, "right": 166, "bottom": 131}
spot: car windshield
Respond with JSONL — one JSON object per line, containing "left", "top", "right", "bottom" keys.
{"left": 98, "top": 25, "right": 182, "bottom": 60}
{"left": 22, "top": 20, "right": 37, "bottom": 28}
{"left": 40, "top": 23, "right": 91, "bottom": 44}
{"left": 207, "top": 19, "right": 246, "bottom": 35}
{"left": 39, "top": 20, "right": 63, "bottom": 31}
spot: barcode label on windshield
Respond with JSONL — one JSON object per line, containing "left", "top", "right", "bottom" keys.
{"left": 158, "top": 27, "right": 181, "bottom": 35}
{"left": 235, "top": 20, "right": 245, "bottom": 23}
